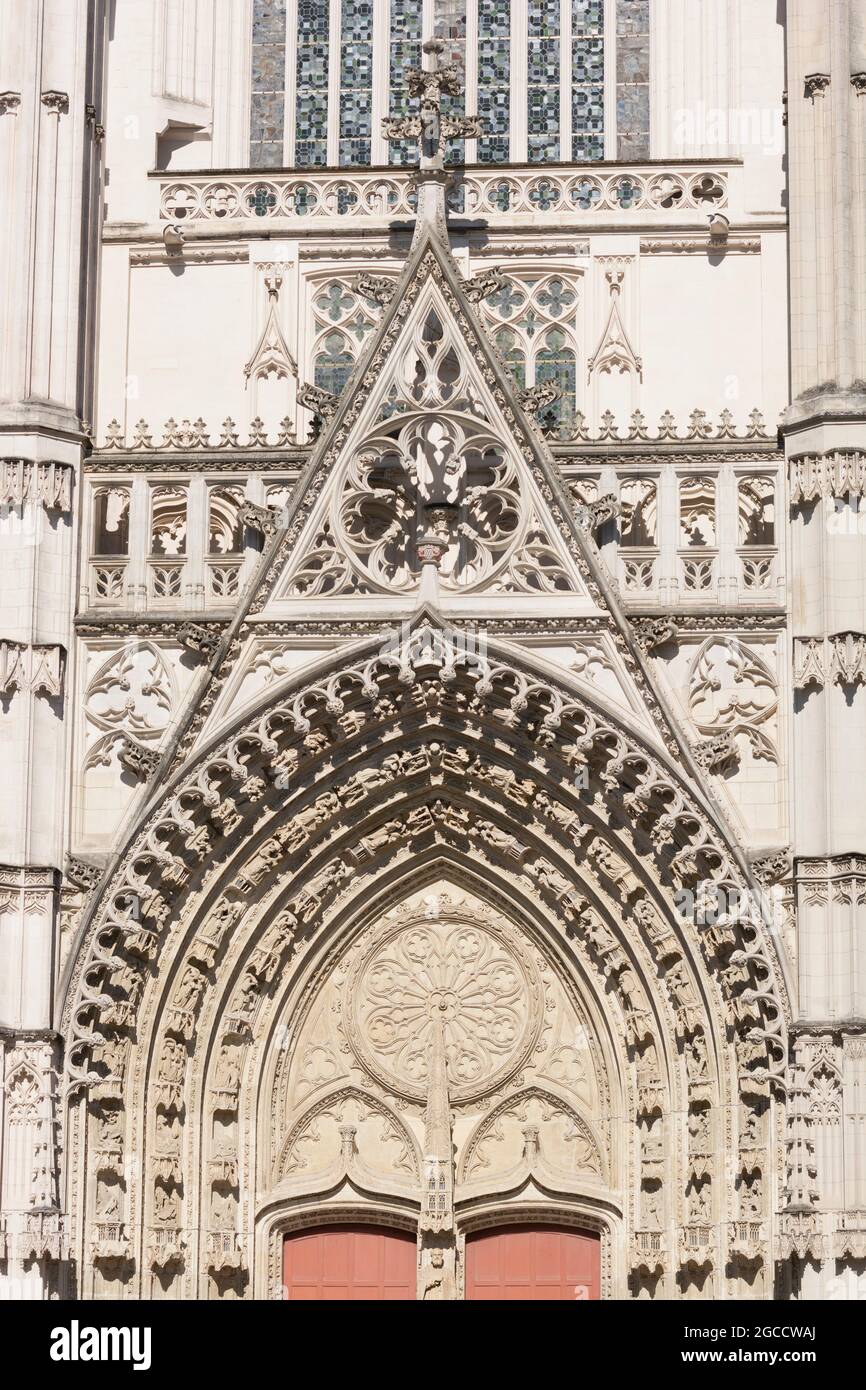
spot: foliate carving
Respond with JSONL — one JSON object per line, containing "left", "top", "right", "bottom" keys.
{"left": 118, "top": 737, "right": 162, "bottom": 781}
{"left": 463, "top": 267, "right": 506, "bottom": 304}
{"left": 40, "top": 89, "right": 69, "bottom": 114}
{"left": 345, "top": 911, "right": 541, "bottom": 1103}
{"left": 751, "top": 850, "right": 790, "bottom": 886}
{"left": 65, "top": 855, "right": 102, "bottom": 892}
{"left": 297, "top": 383, "right": 339, "bottom": 422}
{"left": 631, "top": 617, "right": 678, "bottom": 654}
{"left": 518, "top": 382, "right": 562, "bottom": 417}
{"left": 692, "top": 731, "right": 737, "bottom": 773}
{"left": 0, "top": 91, "right": 21, "bottom": 115}
{"left": 804, "top": 73, "right": 830, "bottom": 99}
{"left": 353, "top": 273, "right": 396, "bottom": 308}
{"left": 177, "top": 622, "right": 221, "bottom": 659}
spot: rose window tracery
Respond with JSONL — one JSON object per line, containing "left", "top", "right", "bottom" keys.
{"left": 297, "top": 407, "right": 572, "bottom": 597}
{"left": 345, "top": 916, "right": 541, "bottom": 1102}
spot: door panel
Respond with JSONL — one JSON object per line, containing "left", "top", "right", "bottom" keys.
{"left": 465, "top": 1225, "right": 600, "bottom": 1301}
{"left": 283, "top": 1225, "right": 416, "bottom": 1301}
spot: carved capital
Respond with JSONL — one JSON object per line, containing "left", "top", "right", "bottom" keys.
{"left": 40, "top": 89, "right": 69, "bottom": 115}
{"left": 0, "top": 91, "right": 21, "bottom": 115}
{"left": 804, "top": 73, "right": 830, "bottom": 99}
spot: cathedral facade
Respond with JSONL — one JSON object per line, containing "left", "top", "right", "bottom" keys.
{"left": 1, "top": 0, "right": 865, "bottom": 1302}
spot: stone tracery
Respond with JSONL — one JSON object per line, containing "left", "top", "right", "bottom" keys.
{"left": 57, "top": 619, "right": 789, "bottom": 1297}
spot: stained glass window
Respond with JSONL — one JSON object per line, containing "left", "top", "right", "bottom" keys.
{"left": 535, "top": 328, "right": 576, "bottom": 437}
{"left": 477, "top": 0, "right": 510, "bottom": 163}
{"left": 315, "top": 330, "right": 355, "bottom": 395}
{"left": 435, "top": 1, "right": 467, "bottom": 165}
{"left": 527, "top": 0, "right": 561, "bottom": 163}
{"left": 296, "top": 0, "right": 330, "bottom": 167}
{"left": 616, "top": 0, "right": 650, "bottom": 158}
{"left": 494, "top": 328, "right": 526, "bottom": 390}
{"left": 481, "top": 272, "right": 580, "bottom": 435}
{"left": 389, "top": 0, "right": 422, "bottom": 165}
{"left": 340, "top": 0, "right": 374, "bottom": 165}
{"left": 572, "top": 0, "right": 605, "bottom": 161}
{"left": 250, "top": 0, "right": 287, "bottom": 168}
{"left": 247, "top": 3, "right": 648, "bottom": 171}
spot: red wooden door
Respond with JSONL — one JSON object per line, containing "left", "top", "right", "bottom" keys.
{"left": 283, "top": 1226, "right": 416, "bottom": 1300}
{"left": 465, "top": 1225, "right": 601, "bottom": 1301}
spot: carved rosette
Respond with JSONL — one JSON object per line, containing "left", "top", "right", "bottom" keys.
{"left": 344, "top": 913, "right": 542, "bottom": 1103}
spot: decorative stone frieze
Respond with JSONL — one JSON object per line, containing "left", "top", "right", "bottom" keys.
{"left": 793, "top": 634, "right": 866, "bottom": 690}
{"left": 0, "top": 459, "right": 73, "bottom": 510}
{"left": 789, "top": 451, "right": 866, "bottom": 503}
{"left": 0, "top": 642, "right": 65, "bottom": 697}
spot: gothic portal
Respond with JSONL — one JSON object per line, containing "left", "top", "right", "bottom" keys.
{"left": 2, "top": 2, "right": 866, "bottom": 1303}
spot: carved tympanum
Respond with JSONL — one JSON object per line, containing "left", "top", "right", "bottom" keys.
{"left": 345, "top": 913, "right": 541, "bottom": 1103}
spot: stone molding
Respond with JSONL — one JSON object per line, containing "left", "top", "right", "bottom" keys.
{"left": 789, "top": 451, "right": 866, "bottom": 503}
{"left": 0, "top": 642, "right": 65, "bottom": 697}
{"left": 793, "top": 634, "right": 866, "bottom": 690}
{"left": 0, "top": 459, "right": 73, "bottom": 511}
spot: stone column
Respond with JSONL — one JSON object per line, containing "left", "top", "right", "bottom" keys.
{"left": 0, "top": 0, "right": 105, "bottom": 1298}
{"left": 782, "top": 0, "right": 866, "bottom": 1296}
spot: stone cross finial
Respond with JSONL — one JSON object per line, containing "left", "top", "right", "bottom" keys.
{"left": 382, "top": 37, "right": 483, "bottom": 168}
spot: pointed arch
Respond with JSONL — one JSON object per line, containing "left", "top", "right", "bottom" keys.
{"left": 58, "top": 617, "right": 791, "bottom": 1297}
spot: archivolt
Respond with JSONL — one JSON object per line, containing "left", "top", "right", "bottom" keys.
{"left": 59, "top": 628, "right": 790, "bottom": 1289}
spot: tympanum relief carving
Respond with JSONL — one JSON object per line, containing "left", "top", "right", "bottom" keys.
{"left": 270, "top": 887, "right": 606, "bottom": 1210}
